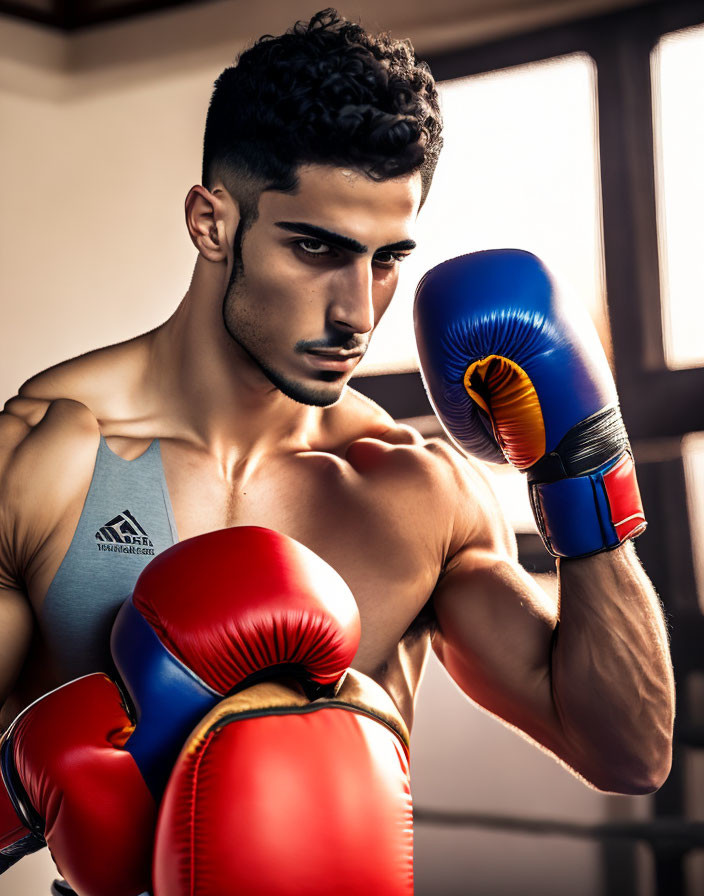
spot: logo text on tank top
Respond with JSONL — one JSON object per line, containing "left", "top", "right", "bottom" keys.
{"left": 95, "top": 510, "right": 155, "bottom": 555}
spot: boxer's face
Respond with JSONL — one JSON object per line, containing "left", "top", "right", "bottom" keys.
{"left": 222, "top": 164, "right": 422, "bottom": 406}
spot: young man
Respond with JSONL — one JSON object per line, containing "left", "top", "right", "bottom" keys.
{"left": 0, "top": 7, "right": 674, "bottom": 890}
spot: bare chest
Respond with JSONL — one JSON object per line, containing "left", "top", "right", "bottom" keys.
{"left": 161, "top": 444, "right": 442, "bottom": 672}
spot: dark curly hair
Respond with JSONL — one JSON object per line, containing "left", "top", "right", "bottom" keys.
{"left": 202, "top": 8, "right": 443, "bottom": 231}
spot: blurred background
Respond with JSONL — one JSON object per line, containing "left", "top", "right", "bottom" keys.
{"left": 1, "top": 0, "right": 703, "bottom": 893}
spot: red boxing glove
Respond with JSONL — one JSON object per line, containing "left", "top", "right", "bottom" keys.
{"left": 111, "top": 526, "right": 362, "bottom": 799}
{"left": 1, "top": 526, "right": 361, "bottom": 895}
{"left": 127, "top": 525, "right": 360, "bottom": 697}
{"left": 0, "top": 675, "right": 156, "bottom": 896}
{"left": 154, "top": 673, "right": 414, "bottom": 896}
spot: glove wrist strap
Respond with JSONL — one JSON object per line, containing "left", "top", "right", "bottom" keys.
{"left": 529, "top": 449, "right": 646, "bottom": 558}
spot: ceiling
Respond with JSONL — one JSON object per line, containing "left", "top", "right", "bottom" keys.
{"left": 0, "top": 0, "right": 210, "bottom": 30}
{"left": 0, "top": 0, "right": 666, "bottom": 34}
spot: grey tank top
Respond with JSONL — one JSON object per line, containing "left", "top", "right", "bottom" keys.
{"left": 40, "top": 434, "right": 179, "bottom": 681}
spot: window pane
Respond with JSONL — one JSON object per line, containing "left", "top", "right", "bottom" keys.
{"left": 652, "top": 24, "right": 704, "bottom": 369}
{"left": 358, "top": 53, "right": 608, "bottom": 375}
{"left": 683, "top": 432, "right": 704, "bottom": 614}
{"left": 486, "top": 464, "right": 537, "bottom": 534}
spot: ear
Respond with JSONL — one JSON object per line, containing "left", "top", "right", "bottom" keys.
{"left": 184, "top": 185, "right": 240, "bottom": 262}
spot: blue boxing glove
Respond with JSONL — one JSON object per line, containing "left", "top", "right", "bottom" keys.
{"left": 414, "top": 249, "right": 646, "bottom": 558}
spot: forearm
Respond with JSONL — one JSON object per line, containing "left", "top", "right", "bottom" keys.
{"left": 413, "top": 249, "right": 674, "bottom": 791}
{"left": 551, "top": 541, "right": 675, "bottom": 793}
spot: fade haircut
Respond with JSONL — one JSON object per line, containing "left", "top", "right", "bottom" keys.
{"left": 202, "top": 8, "right": 443, "bottom": 234}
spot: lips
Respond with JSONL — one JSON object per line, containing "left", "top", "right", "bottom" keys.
{"left": 305, "top": 350, "right": 363, "bottom": 372}
{"left": 307, "top": 350, "right": 363, "bottom": 359}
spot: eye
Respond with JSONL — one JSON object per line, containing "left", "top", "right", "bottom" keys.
{"left": 373, "top": 252, "right": 410, "bottom": 268}
{"left": 295, "top": 238, "right": 333, "bottom": 257}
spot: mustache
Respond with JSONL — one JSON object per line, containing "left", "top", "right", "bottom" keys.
{"left": 295, "top": 337, "right": 369, "bottom": 354}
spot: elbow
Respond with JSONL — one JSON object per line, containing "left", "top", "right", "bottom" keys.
{"left": 571, "top": 708, "right": 676, "bottom": 795}
{"left": 642, "top": 751, "right": 673, "bottom": 793}
{"left": 628, "top": 755, "right": 673, "bottom": 794}
{"left": 602, "top": 772, "right": 669, "bottom": 796}
{"left": 587, "top": 752, "right": 673, "bottom": 795}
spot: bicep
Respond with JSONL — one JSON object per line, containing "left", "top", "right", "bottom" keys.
{"left": 0, "top": 410, "right": 36, "bottom": 703}
{"left": 432, "top": 547, "right": 565, "bottom": 752}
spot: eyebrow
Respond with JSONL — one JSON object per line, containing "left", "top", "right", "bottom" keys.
{"left": 274, "top": 221, "right": 416, "bottom": 255}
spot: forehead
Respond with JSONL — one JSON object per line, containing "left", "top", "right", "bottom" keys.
{"left": 257, "top": 164, "right": 422, "bottom": 241}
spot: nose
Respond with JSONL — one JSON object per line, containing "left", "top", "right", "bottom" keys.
{"left": 328, "top": 261, "right": 375, "bottom": 335}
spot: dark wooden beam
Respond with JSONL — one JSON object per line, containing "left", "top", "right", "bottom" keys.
{"left": 350, "top": 372, "right": 432, "bottom": 420}
{"left": 0, "top": 0, "right": 209, "bottom": 30}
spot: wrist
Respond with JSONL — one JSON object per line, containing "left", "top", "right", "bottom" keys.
{"left": 527, "top": 407, "right": 646, "bottom": 558}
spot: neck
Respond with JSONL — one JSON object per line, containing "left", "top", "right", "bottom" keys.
{"left": 144, "top": 256, "right": 325, "bottom": 464}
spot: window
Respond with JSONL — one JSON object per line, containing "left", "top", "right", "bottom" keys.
{"left": 652, "top": 23, "right": 704, "bottom": 369}
{"left": 358, "top": 53, "right": 609, "bottom": 376}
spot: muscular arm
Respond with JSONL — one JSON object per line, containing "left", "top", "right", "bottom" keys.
{"left": 432, "top": 449, "right": 674, "bottom": 794}
{"left": 0, "top": 411, "right": 35, "bottom": 724}
{"left": 0, "top": 396, "right": 101, "bottom": 730}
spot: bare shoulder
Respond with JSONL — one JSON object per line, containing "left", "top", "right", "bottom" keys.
{"left": 0, "top": 398, "right": 101, "bottom": 582}
{"left": 1, "top": 396, "right": 101, "bottom": 500}
{"left": 2, "top": 393, "right": 99, "bottom": 441}
{"left": 343, "top": 390, "right": 462, "bottom": 473}
{"left": 343, "top": 391, "right": 475, "bottom": 474}
{"left": 339, "top": 389, "right": 510, "bottom": 541}
{"left": 338, "top": 387, "right": 426, "bottom": 446}
{"left": 17, "top": 347, "right": 107, "bottom": 403}
{"left": 426, "top": 438, "right": 517, "bottom": 560}
{"left": 13, "top": 335, "right": 145, "bottom": 422}
{"left": 379, "top": 428, "right": 517, "bottom": 562}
